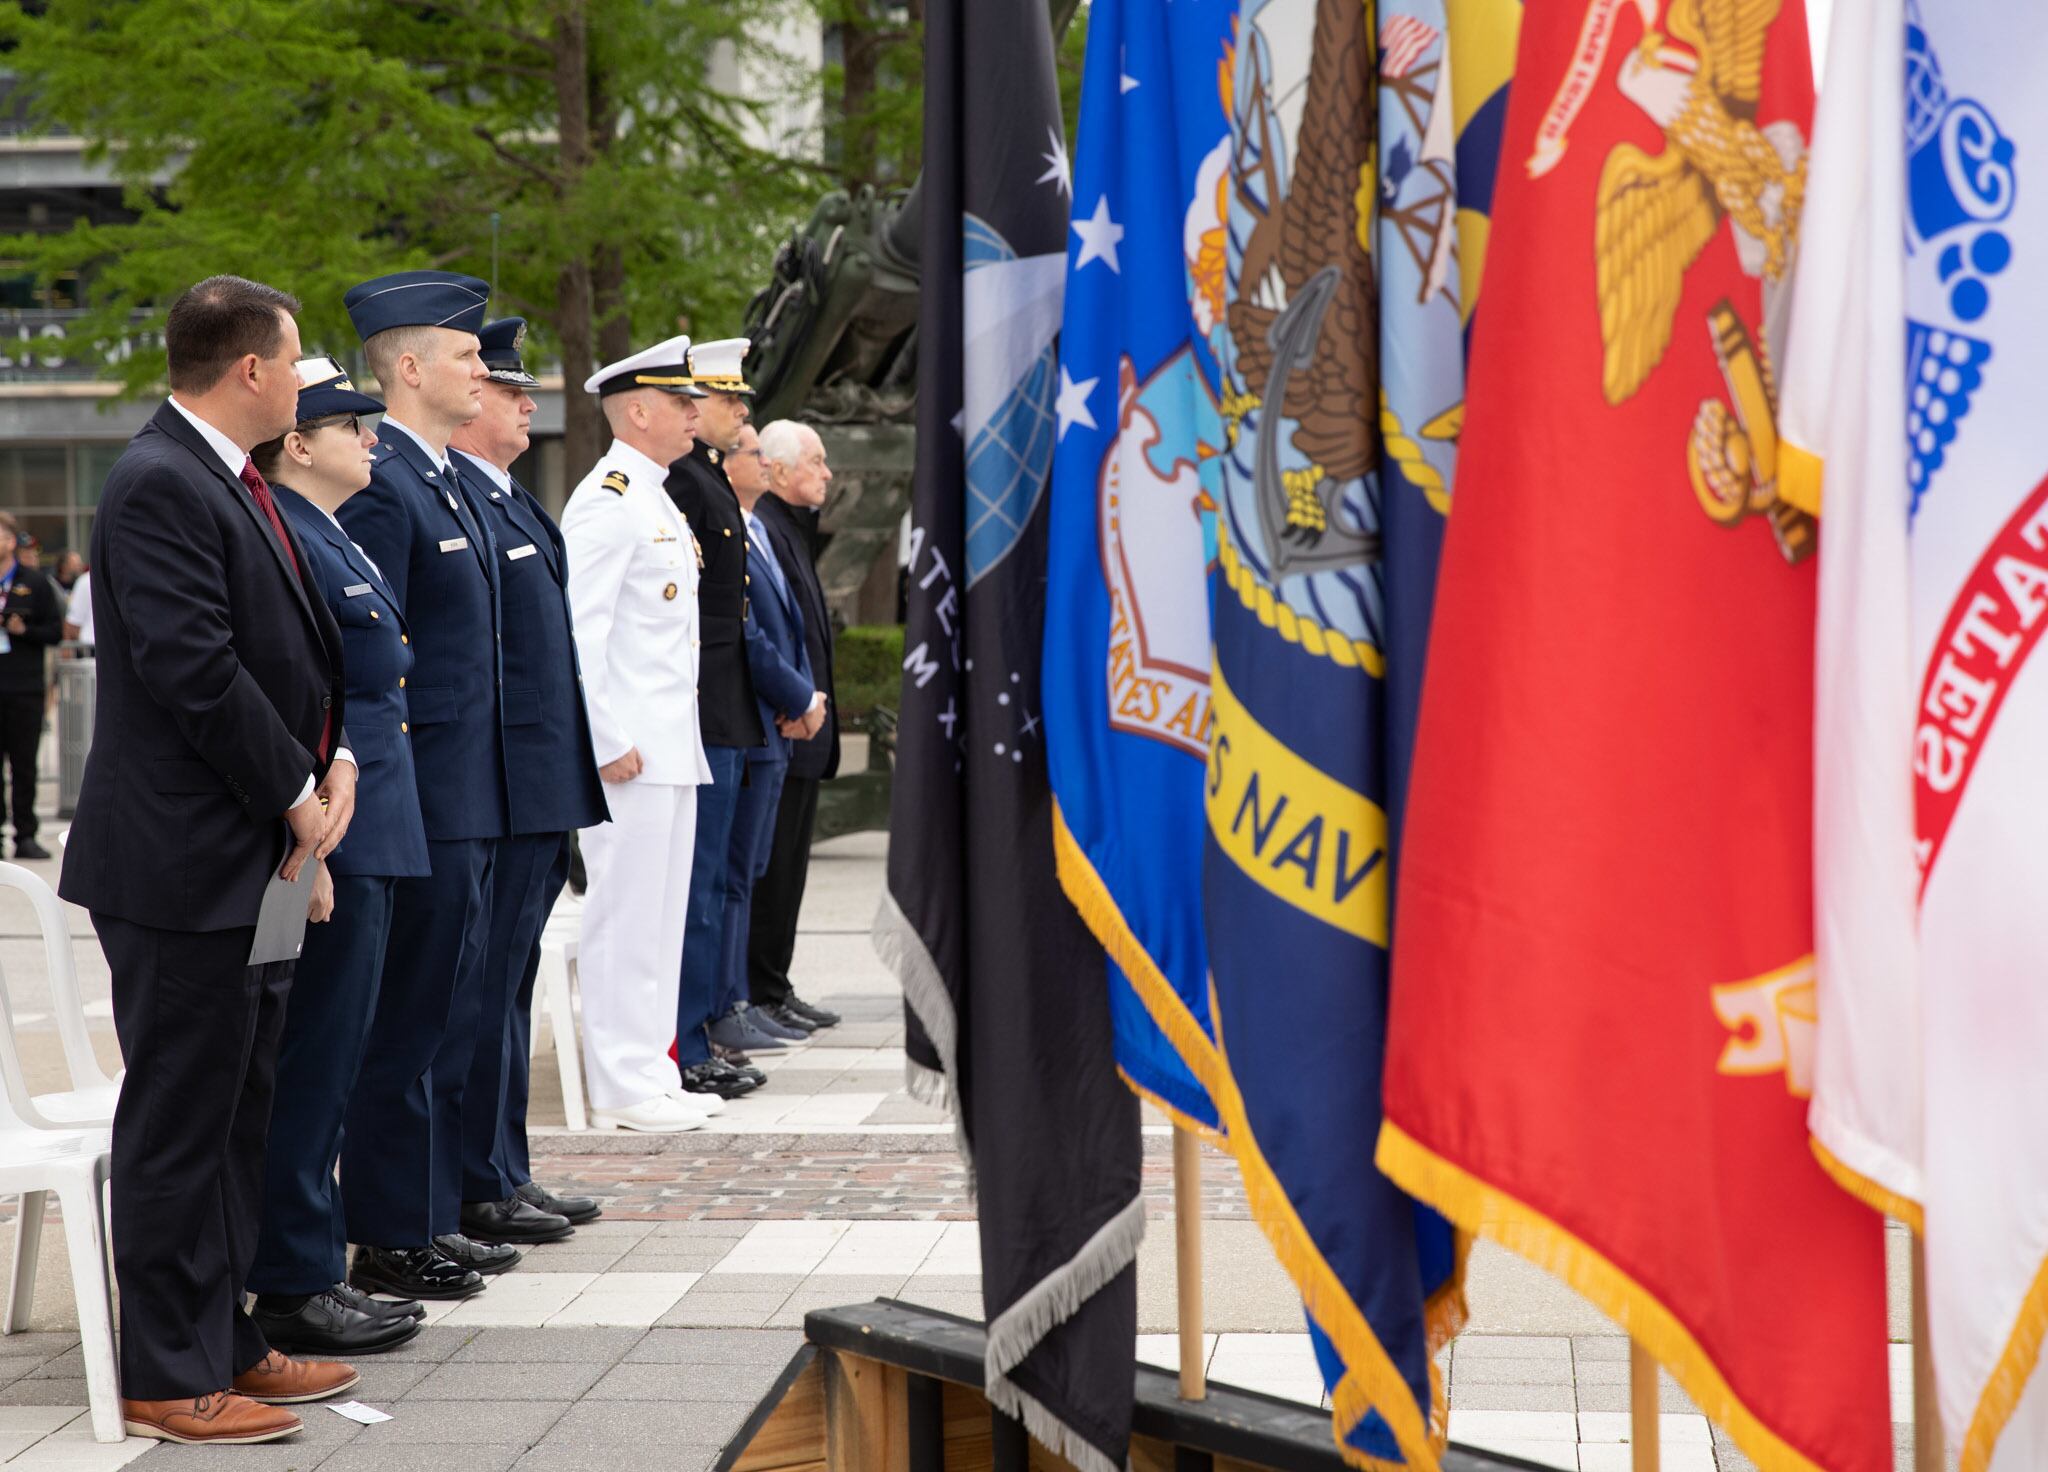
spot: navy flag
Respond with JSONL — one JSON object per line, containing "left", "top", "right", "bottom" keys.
{"left": 873, "top": 3, "right": 1144, "bottom": 1470}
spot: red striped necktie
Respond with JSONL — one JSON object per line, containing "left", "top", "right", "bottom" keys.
{"left": 240, "top": 458, "right": 330, "bottom": 762}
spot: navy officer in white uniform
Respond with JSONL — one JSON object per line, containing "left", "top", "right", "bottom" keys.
{"left": 561, "top": 337, "right": 724, "bottom": 1133}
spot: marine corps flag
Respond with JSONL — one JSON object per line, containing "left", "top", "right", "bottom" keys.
{"left": 1375, "top": 3, "right": 1895, "bottom": 1470}
{"left": 873, "top": 3, "right": 1143, "bottom": 1470}
{"left": 1789, "top": 2, "right": 2048, "bottom": 1464}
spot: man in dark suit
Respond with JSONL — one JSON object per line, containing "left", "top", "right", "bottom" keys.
{"left": 336, "top": 270, "right": 519, "bottom": 1300}
{"left": 722, "top": 423, "right": 824, "bottom": 1037}
{"left": 448, "top": 317, "right": 608, "bottom": 1242}
{"left": 747, "top": 420, "right": 844, "bottom": 1032}
{"left": 59, "top": 276, "right": 362, "bottom": 1444}
{"left": 0, "top": 511, "right": 63, "bottom": 859}
{"left": 663, "top": 338, "right": 787, "bottom": 1091}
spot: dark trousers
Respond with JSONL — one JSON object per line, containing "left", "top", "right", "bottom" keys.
{"left": 461, "top": 832, "right": 567, "bottom": 1204}
{"left": 748, "top": 773, "right": 820, "bottom": 1009}
{"left": 341, "top": 837, "right": 493, "bottom": 1247}
{"left": 249, "top": 874, "right": 395, "bottom": 1296}
{"left": 718, "top": 759, "right": 787, "bottom": 1016}
{"left": 0, "top": 689, "right": 42, "bottom": 843}
{"left": 95, "top": 913, "right": 292, "bottom": 1399}
{"left": 502, "top": 836, "right": 569, "bottom": 1189}
{"left": 677, "top": 745, "right": 745, "bottom": 1067}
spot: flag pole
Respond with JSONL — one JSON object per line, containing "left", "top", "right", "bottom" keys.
{"left": 1912, "top": 1236, "right": 1943, "bottom": 1472}
{"left": 1629, "top": 1340, "right": 1659, "bottom": 1472}
{"left": 1173, "top": 1125, "right": 1206, "bottom": 1400}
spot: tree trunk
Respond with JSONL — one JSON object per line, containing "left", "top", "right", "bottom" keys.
{"left": 554, "top": 0, "right": 604, "bottom": 481}
{"left": 589, "top": 68, "right": 633, "bottom": 366}
{"left": 840, "top": 0, "right": 876, "bottom": 190}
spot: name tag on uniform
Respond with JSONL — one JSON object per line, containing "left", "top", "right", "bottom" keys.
{"left": 342, "top": 583, "right": 373, "bottom": 597}
{"left": 653, "top": 528, "right": 678, "bottom": 543}
{"left": 507, "top": 543, "right": 538, "bottom": 561}
{"left": 439, "top": 537, "right": 469, "bottom": 553}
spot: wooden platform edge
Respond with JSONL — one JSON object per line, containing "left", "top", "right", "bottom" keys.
{"left": 796, "top": 1298, "right": 1556, "bottom": 1472}
{"left": 718, "top": 1342, "right": 826, "bottom": 1472}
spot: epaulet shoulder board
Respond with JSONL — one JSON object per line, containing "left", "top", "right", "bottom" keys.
{"left": 601, "top": 470, "right": 630, "bottom": 496}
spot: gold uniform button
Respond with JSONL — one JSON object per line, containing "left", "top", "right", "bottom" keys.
{"left": 663, "top": 582, "right": 678, "bottom": 601}
{"left": 744, "top": 574, "right": 751, "bottom": 585}
{"left": 401, "top": 722, "right": 409, "bottom": 733}
{"left": 399, "top": 677, "right": 406, "bottom": 688}
{"left": 722, "top": 527, "right": 732, "bottom": 537}
{"left": 369, "top": 609, "right": 380, "bottom": 620}
{"left": 401, "top": 634, "right": 410, "bottom": 645}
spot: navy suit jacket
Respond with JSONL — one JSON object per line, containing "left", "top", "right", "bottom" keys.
{"left": 337, "top": 423, "right": 510, "bottom": 842}
{"left": 273, "top": 486, "right": 431, "bottom": 879}
{"left": 59, "top": 401, "right": 346, "bottom": 930}
{"left": 753, "top": 496, "right": 840, "bottom": 781}
{"left": 455, "top": 451, "right": 608, "bottom": 836}
{"left": 742, "top": 509, "right": 815, "bottom": 767}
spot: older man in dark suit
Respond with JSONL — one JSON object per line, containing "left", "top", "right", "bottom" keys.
{"left": 745, "top": 420, "right": 843, "bottom": 1033}
{"left": 59, "top": 276, "right": 362, "bottom": 1445}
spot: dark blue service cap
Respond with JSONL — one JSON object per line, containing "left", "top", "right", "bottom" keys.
{"left": 344, "top": 269, "right": 490, "bottom": 342}
{"left": 294, "top": 355, "right": 384, "bottom": 420}
{"left": 478, "top": 317, "right": 539, "bottom": 388}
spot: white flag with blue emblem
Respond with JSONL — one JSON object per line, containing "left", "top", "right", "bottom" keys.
{"left": 1789, "top": 2, "right": 2048, "bottom": 1465}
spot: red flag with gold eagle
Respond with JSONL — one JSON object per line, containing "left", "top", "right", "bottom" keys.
{"left": 1374, "top": 3, "right": 1893, "bottom": 1470}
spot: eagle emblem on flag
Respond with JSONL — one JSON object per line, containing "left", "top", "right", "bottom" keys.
{"left": 1578, "top": 0, "right": 1814, "bottom": 559}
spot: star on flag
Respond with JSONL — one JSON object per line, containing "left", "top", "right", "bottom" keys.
{"left": 1055, "top": 366, "right": 1099, "bottom": 441}
{"left": 1071, "top": 195, "right": 1124, "bottom": 273}
{"left": 1037, "top": 125, "right": 1071, "bottom": 198}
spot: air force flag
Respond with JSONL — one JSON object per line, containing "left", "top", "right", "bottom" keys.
{"left": 1044, "top": 0, "right": 1234, "bottom": 1132}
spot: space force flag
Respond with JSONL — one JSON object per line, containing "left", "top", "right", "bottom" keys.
{"left": 1790, "top": 3, "right": 2048, "bottom": 1465}
{"left": 1376, "top": 1, "right": 1896, "bottom": 1470}
{"left": 1198, "top": 0, "right": 1517, "bottom": 1465}
{"left": 1043, "top": 0, "right": 1235, "bottom": 1133}
{"left": 875, "top": 2, "right": 1144, "bottom": 1468}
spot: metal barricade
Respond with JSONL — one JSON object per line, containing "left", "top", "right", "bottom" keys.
{"left": 56, "top": 650, "right": 94, "bottom": 819}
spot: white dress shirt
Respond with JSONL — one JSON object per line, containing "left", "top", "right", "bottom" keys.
{"left": 164, "top": 396, "right": 354, "bottom": 802}
{"left": 382, "top": 416, "right": 453, "bottom": 475}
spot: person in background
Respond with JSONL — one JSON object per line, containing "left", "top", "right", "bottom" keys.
{"left": 719, "top": 421, "right": 823, "bottom": 1047}
{"left": 0, "top": 511, "right": 64, "bottom": 860}
{"left": 448, "top": 316, "right": 608, "bottom": 1240}
{"left": 52, "top": 550, "right": 84, "bottom": 593}
{"left": 245, "top": 356, "right": 432, "bottom": 1358}
{"left": 562, "top": 336, "right": 721, "bottom": 1133}
{"left": 746, "top": 420, "right": 843, "bottom": 1033}
{"left": 60, "top": 568, "right": 92, "bottom": 647}
{"left": 59, "top": 274, "right": 359, "bottom": 1445}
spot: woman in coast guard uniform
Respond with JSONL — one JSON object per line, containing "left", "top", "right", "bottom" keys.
{"left": 244, "top": 358, "right": 434, "bottom": 1355}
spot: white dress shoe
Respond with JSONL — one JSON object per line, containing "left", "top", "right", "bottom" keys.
{"left": 590, "top": 1094, "right": 706, "bottom": 1133}
{"left": 666, "top": 1086, "right": 725, "bottom": 1117}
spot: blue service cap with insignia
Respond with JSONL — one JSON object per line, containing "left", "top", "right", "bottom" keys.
{"left": 685, "top": 337, "right": 753, "bottom": 396}
{"left": 478, "top": 317, "right": 540, "bottom": 388}
{"left": 344, "top": 269, "right": 491, "bottom": 343}
{"left": 293, "top": 355, "right": 384, "bottom": 420}
{"left": 584, "top": 334, "right": 707, "bottom": 398}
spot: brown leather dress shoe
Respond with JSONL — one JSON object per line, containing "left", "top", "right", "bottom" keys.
{"left": 123, "top": 1391, "right": 301, "bottom": 1444}
{"left": 230, "top": 1349, "right": 361, "bottom": 1405}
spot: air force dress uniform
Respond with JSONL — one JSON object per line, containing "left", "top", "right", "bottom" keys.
{"left": 250, "top": 360, "right": 432, "bottom": 1349}
{"left": 561, "top": 338, "right": 716, "bottom": 1126}
{"left": 454, "top": 318, "right": 608, "bottom": 1233}
{"left": 333, "top": 272, "right": 513, "bottom": 1285}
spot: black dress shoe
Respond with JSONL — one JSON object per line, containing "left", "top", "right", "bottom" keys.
{"left": 678, "top": 1060, "right": 754, "bottom": 1099}
{"left": 759, "top": 1002, "right": 820, "bottom": 1036}
{"left": 460, "top": 1196, "right": 574, "bottom": 1245}
{"left": 784, "top": 994, "right": 841, "bottom": 1028}
{"left": 330, "top": 1279, "right": 425, "bottom": 1321}
{"left": 11, "top": 838, "right": 50, "bottom": 861}
{"left": 432, "top": 1233, "right": 522, "bottom": 1276}
{"left": 250, "top": 1288, "right": 420, "bottom": 1356}
{"left": 516, "top": 1180, "right": 602, "bottom": 1225}
{"left": 349, "top": 1245, "right": 485, "bottom": 1301}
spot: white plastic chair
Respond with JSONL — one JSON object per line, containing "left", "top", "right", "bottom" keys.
{"left": 533, "top": 934, "right": 587, "bottom": 1131}
{"left": 0, "top": 864, "right": 121, "bottom": 1128}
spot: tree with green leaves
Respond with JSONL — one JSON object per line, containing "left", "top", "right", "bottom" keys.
{"left": 0, "top": 0, "right": 826, "bottom": 476}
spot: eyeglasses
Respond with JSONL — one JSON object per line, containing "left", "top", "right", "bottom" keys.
{"left": 310, "top": 415, "right": 363, "bottom": 438}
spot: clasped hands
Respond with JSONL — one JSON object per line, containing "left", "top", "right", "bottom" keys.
{"left": 283, "top": 758, "right": 358, "bottom": 918}
{"left": 776, "top": 692, "right": 828, "bottom": 742}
